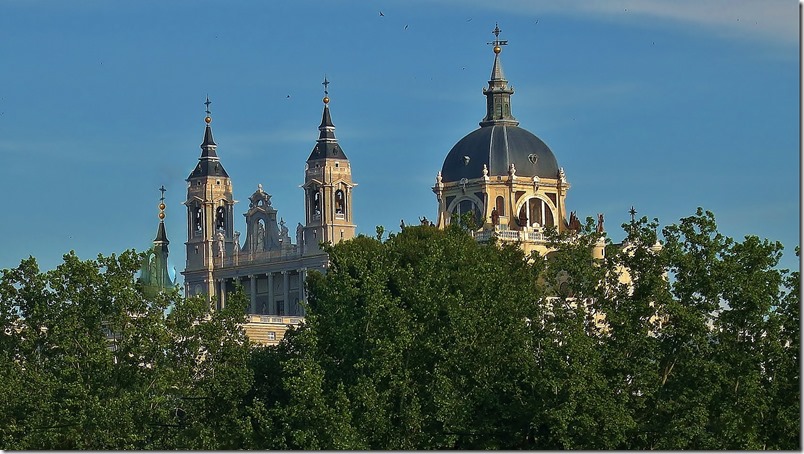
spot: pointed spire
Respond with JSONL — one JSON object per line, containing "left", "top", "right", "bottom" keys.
{"left": 188, "top": 96, "right": 229, "bottom": 179}
{"left": 154, "top": 185, "right": 169, "bottom": 246}
{"left": 489, "top": 46, "right": 507, "bottom": 81}
{"left": 201, "top": 95, "right": 218, "bottom": 155}
{"left": 140, "top": 186, "right": 175, "bottom": 292}
{"left": 308, "top": 77, "right": 348, "bottom": 161}
{"left": 480, "top": 24, "right": 519, "bottom": 127}
{"left": 318, "top": 76, "right": 337, "bottom": 142}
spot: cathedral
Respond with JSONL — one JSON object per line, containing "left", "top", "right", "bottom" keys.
{"left": 141, "top": 25, "right": 602, "bottom": 345}
{"left": 433, "top": 25, "right": 585, "bottom": 258}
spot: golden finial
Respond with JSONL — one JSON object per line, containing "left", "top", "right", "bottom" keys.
{"left": 204, "top": 95, "right": 212, "bottom": 124}
{"left": 322, "top": 76, "right": 330, "bottom": 104}
{"left": 488, "top": 23, "right": 507, "bottom": 54}
{"left": 158, "top": 185, "right": 167, "bottom": 220}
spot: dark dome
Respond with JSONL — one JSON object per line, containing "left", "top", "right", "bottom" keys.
{"left": 440, "top": 124, "right": 559, "bottom": 182}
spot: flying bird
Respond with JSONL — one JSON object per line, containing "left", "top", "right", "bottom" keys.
{"left": 404, "top": 24, "right": 408, "bottom": 30}
{"left": 379, "top": 11, "right": 384, "bottom": 16}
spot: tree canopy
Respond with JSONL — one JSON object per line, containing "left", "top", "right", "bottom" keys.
{"left": 0, "top": 208, "right": 799, "bottom": 449}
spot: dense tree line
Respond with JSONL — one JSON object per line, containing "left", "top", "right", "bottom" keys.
{"left": 0, "top": 209, "right": 799, "bottom": 449}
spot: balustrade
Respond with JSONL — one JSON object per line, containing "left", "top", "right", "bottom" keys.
{"left": 470, "top": 227, "right": 548, "bottom": 244}
{"left": 221, "top": 247, "right": 301, "bottom": 268}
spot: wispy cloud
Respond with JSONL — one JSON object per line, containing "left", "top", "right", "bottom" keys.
{"left": 439, "top": 0, "right": 798, "bottom": 47}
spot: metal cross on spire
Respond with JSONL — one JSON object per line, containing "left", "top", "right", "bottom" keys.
{"left": 204, "top": 95, "right": 212, "bottom": 116}
{"left": 322, "top": 76, "right": 329, "bottom": 97}
{"left": 158, "top": 185, "right": 167, "bottom": 221}
{"left": 629, "top": 206, "right": 637, "bottom": 223}
{"left": 488, "top": 23, "right": 508, "bottom": 50}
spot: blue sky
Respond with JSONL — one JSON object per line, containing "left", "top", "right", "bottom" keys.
{"left": 0, "top": 0, "right": 799, "bottom": 276}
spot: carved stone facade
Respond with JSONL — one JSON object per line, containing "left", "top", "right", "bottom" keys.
{"left": 181, "top": 93, "right": 356, "bottom": 345}
{"left": 300, "top": 94, "right": 357, "bottom": 254}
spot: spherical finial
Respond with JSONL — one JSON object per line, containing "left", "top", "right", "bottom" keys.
{"left": 205, "top": 116, "right": 212, "bottom": 124}
{"left": 158, "top": 211, "right": 165, "bottom": 220}
{"left": 323, "top": 96, "right": 329, "bottom": 104}
{"left": 159, "top": 202, "right": 166, "bottom": 211}
{"left": 494, "top": 45, "right": 501, "bottom": 54}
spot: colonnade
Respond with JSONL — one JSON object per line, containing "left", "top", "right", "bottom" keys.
{"left": 216, "top": 268, "right": 307, "bottom": 317}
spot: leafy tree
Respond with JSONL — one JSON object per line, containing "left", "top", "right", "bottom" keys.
{"left": 2, "top": 207, "right": 797, "bottom": 450}
{"left": 250, "top": 225, "right": 550, "bottom": 449}
{"left": 636, "top": 208, "right": 799, "bottom": 450}
{"left": 258, "top": 209, "right": 798, "bottom": 450}
{"left": 0, "top": 250, "right": 253, "bottom": 450}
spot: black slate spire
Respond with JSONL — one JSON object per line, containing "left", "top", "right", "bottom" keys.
{"left": 318, "top": 103, "right": 337, "bottom": 142}
{"left": 308, "top": 77, "right": 348, "bottom": 161}
{"left": 479, "top": 24, "right": 519, "bottom": 128}
{"left": 188, "top": 97, "right": 229, "bottom": 178}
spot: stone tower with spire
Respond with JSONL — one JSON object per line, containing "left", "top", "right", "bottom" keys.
{"left": 300, "top": 79, "right": 357, "bottom": 255}
{"left": 176, "top": 86, "right": 355, "bottom": 344}
{"left": 182, "top": 98, "right": 237, "bottom": 300}
{"left": 139, "top": 185, "right": 176, "bottom": 295}
{"left": 434, "top": 24, "right": 570, "bottom": 257}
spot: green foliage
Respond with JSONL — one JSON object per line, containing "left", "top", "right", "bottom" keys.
{"left": 0, "top": 250, "right": 253, "bottom": 450}
{"left": 330, "top": 226, "right": 548, "bottom": 448}
{"left": 252, "top": 209, "right": 798, "bottom": 450}
{"left": 1, "top": 207, "right": 798, "bottom": 450}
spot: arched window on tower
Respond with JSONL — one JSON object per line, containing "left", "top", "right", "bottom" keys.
{"left": 495, "top": 196, "right": 505, "bottom": 216}
{"left": 517, "top": 197, "right": 554, "bottom": 229}
{"left": 311, "top": 190, "right": 321, "bottom": 220}
{"left": 335, "top": 189, "right": 345, "bottom": 218}
{"left": 451, "top": 198, "right": 483, "bottom": 229}
{"left": 216, "top": 206, "right": 226, "bottom": 231}
{"left": 193, "top": 205, "right": 202, "bottom": 234}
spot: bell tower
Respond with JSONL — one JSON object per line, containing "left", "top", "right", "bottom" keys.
{"left": 301, "top": 78, "right": 356, "bottom": 255}
{"left": 182, "top": 97, "right": 237, "bottom": 298}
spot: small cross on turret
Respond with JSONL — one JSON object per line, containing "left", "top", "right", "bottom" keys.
{"left": 204, "top": 96, "right": 212, "bottom": 117}
{"left": 488, "top": 23, "right": 508, "bottom": 53}
{"left": 158, "top": 185, "right": 167, "bottom": 221}
{"left": 322, "top": 76, "right": 330, "bottom": 105}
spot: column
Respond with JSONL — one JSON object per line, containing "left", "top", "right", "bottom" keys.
{"left": 218, "top": 279, "right": 226, "bottom": 309}
{"left": 300, "top": 268, "right": 307, "bottom": 316}
{"left": 267, "top": 272, "right": 275, "bottom": 315}
{"left": 283, "top": 271, "right": 289, "bottom": 316}
{"left": 249, "top": 275, "right": 257, "bottom": 314}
